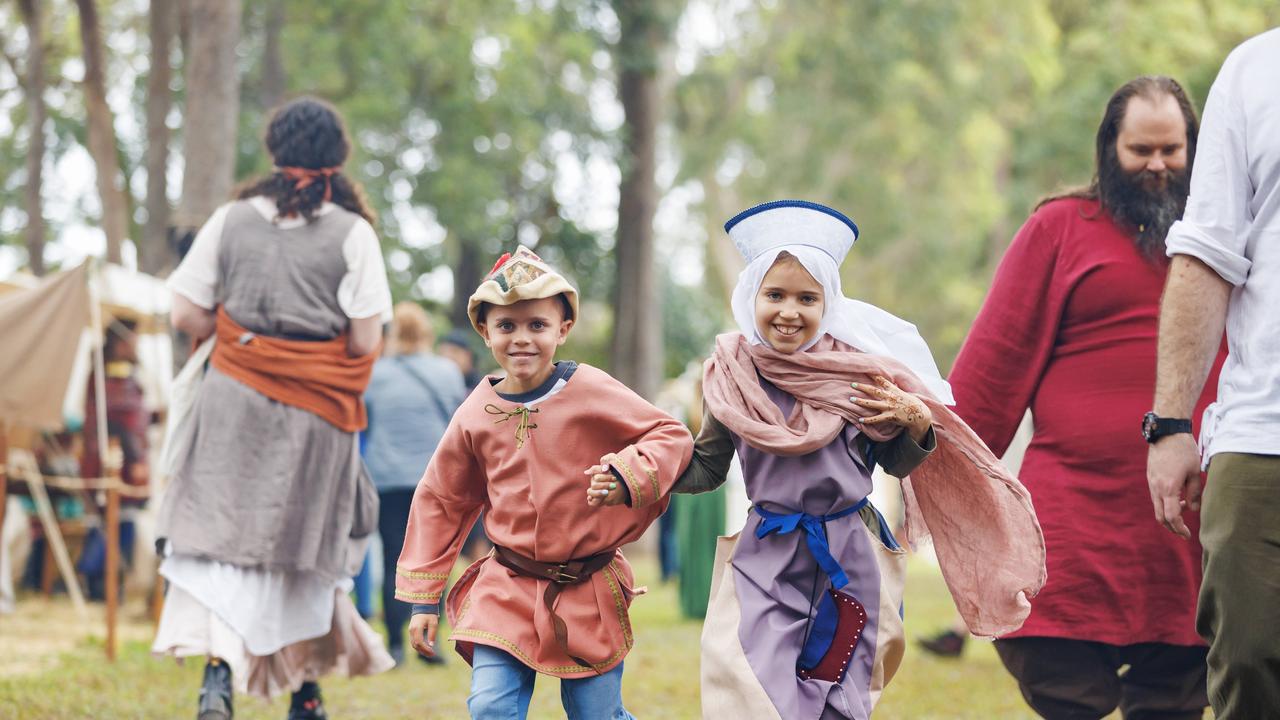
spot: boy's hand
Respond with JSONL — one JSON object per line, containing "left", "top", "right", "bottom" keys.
{"left": 584, "top": 457, "right": 626, "bottom": 507}
{"left": 850, "top": 376, "right": 932, "bottom": 443}
{"left": 409, "top": 613, "right": 439, "bottom": 658}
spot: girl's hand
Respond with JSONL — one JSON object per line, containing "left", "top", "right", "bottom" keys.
{"left": 409, "top": 612, "right": 439, "bottom": 658}
{"left": 850, "top": 376, "right": 932, "bottom": 443}
{"left": 584, "top": 457, "right": 626, "bottom": 507}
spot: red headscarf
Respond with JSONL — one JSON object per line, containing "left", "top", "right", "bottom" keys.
{"left": 277, "top": 165, "right": 341, "bottom": 202}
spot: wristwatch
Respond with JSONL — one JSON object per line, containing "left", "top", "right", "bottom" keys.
{"left": 1141, "top": 411, "right": 1192, "bottom": 443}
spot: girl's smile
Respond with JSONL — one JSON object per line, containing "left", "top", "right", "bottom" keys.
{"left": 754, "top": 253, "right": 825, "bottom": 352}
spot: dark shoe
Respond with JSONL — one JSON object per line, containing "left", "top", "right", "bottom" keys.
{"left": 389, "top": 644, "right": 406, "bottom": 667}
{"left": 288, "top": 681, "right": 328, "bottom": 720}
{"left": 418, "top": 648, "right": 447, "bottom": 666}
{"left": 197, "top": 660, "right": 234, "bottom": 720}
{"left": 917, "top": 629, "right": 966, "bottom": 658}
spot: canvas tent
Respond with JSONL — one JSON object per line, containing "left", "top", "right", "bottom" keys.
{"left": 0, "top": 259, "right": 170, "bottom": 660}
{"left": 0, "top": 261, "right": 172, "bottom": 425}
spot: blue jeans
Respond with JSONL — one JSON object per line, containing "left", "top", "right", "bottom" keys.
{"left": 467, "top": 644, "right": 634, "bottom": 719}
{"left": 352, "top": 548, "right": 375, "bottom": 619}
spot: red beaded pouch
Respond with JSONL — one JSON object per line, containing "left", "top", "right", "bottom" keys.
{"left": 796, "top": 589, "right": 867, "bottom": 683}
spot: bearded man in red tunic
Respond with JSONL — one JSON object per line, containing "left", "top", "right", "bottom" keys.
{"left": 948, "top": 76, "right": 1225, "bottom": 720}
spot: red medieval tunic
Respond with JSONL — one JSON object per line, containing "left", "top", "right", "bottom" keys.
{"left": 395, "top": 363, "right": 693, "bottom": 677}
{"left": 948, "top": 198, "right": 1225, "bottom": 647}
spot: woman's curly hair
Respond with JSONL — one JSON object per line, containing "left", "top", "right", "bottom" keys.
{"left": 237, "top": 97, "right": 377, "bottom": 225}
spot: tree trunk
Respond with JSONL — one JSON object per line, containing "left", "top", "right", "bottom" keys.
{"left": 75, "top": 0, "right": 129, "bottom": 265}
{"left": 700, "top": 175, "right": 743, "bottom": 306}
{"left": 609, "top": 1, "right": 670, "bottom": 400}
{"left": 260, "top": 0, "right": 286, "bottom": 111}
{"left": 450, "top": 238, "right": 483, "bottom": 330}
{"left": 177, "top": 0, "right": 192, "bottom": 54}
{"left": 18, "top": 0, "right": 47, "bottom": 276}
{"left": 141, "top": 0, "right": 175, "bottom": 275}
{"left": 173, "top": 0, "right": 242, "bottom": 248}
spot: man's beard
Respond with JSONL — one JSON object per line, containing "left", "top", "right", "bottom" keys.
{"left": 1100, "top": 159, "right": 1190, "bottom": 257}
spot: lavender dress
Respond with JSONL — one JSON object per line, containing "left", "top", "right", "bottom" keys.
{"left": 675, "top": 379, "right": 932, "bottom": 719}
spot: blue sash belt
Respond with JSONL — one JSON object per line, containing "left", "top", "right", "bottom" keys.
{"left": 753, "top": 498, "right": 869, "bottom": 591}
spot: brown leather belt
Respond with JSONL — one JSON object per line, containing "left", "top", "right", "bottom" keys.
{"left": 493, "top": 544, "right": 615, "bottom": 674}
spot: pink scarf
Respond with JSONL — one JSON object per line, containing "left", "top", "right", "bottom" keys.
{"left": 703, "top": 332, "right": 1046, "bottom": 637}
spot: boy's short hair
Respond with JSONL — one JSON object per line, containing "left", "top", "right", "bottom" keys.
{"left": 474, "top": 294, "right": 574, "bottom": 325}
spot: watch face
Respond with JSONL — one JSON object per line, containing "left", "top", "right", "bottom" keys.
{"left": 1142, "top": 412, "right": 1158, "bottom": 441}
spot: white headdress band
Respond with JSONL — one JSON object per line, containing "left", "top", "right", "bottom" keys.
{"left": 727, "top": 200, "right": 954, "bottom": 404}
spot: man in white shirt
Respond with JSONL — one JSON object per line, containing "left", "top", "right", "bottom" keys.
{"left": 1147, "top": 28, "right": 1280, "bottom": 719}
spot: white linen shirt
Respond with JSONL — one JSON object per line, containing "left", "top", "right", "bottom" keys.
{"left": 1165, "top": 28, "right": 1280, "bottom": 462}
{"left": 167, "top": 196, "right": 392, "bottom": 323}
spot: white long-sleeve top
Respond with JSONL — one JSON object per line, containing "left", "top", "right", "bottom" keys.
{"left": 1165, "top": 28, "right": 1280, "bottom": 463}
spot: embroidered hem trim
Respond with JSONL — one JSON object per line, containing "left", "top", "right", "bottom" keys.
{"left": 450, "top": 561, "right": 634, "bottom": 675}
{"left": 605, "top": 452, "right": 649, "bottom": 507}
{"left": 641, "top": 459, "right": 660, "bottom": 500}
{"left": 396, "top": 566, "right": 450, "bottom": 581}
{"left": 607, "top": 561, "right": 634, "bottom": 647}
{"left": 395, "top": 590, "right": 442, "bottom": 602}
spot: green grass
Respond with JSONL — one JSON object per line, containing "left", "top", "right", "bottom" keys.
{"left": 0, "top": 558, "right": 1051, "bottom": 719}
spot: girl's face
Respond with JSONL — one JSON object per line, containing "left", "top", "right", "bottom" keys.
{"left": 477, "top": 297, "right": 573, "bottom": 391}
{"left": 754, "top": 255, "right": 824, "bottom": 353}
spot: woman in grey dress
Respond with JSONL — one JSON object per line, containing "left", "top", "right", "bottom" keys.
{"left": 155, "top": 97, "right": 394, "bottom": 720}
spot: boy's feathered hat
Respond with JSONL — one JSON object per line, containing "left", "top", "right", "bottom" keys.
{"left": 466, "top": 246, "right": 579, "bottom": 334}
{"left": 724, "top": 200, "right": 859, "bottom": 264}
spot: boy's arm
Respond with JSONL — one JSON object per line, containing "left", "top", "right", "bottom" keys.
{"left": 395, "top": 421, "right": 487, "bottom": 614}
{"left": 671, "top": 403, "right": 736, "bottom": 495}
{"left": 857, "top": 427, "right": 936, "bottom": 479}
{"left": 597, "top": 380, "right": 695, "bottom": 509}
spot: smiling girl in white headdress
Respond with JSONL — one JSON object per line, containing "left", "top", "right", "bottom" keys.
{"left": 590, "top": 200, "right": 1045, "bottom": 718}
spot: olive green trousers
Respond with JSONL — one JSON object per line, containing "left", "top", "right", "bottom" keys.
{"left": 1198, "top": 452, "right": 1280, "bottom": 719}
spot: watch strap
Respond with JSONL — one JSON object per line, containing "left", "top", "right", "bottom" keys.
{"left": 1154, "top": 417, "right": 1193, "bottom": 436}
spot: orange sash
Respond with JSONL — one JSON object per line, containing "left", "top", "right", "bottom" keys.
{"left": 210, "top": 307, "right": 377, "bottom": 432}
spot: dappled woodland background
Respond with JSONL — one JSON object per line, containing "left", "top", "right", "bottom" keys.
{"left": 3, "top": 0, "right": 1278, "bottom": 395}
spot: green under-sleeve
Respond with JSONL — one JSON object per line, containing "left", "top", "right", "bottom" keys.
{"left": 674, "top": 403, "right": 937, "bottom": 493}
{"left": 672, "top": 403, "right": 736, "bottom": 495}
{"left": 857, "top": 425, "right": 937, "bottom": 478}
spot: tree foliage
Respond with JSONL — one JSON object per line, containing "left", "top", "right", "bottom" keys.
{"left": 3, "top": 0, "right": 1278, "bottom": 377}
{"left": 673, "top": 0, "right": 1280, "bottom": 366}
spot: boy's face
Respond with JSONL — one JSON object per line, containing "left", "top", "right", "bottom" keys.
{"left": 754, "top": 257, "right": 824, "bottom": 353}
{"left": 477, "top": 296, "right": 573, "bottom": 385}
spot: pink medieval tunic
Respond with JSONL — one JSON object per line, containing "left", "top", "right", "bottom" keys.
{"left": 395, "top": 363, "right": 694, "bottom": 677}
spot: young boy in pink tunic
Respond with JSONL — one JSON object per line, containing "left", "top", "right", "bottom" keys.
{"left": 396, "top": 246, "right": 693, "bottom": 719}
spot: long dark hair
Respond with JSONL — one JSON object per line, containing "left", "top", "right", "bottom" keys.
{"left": 237, "top": 97, "right": 377, "bottom": 225}
{"left": 1036, "top": 76, "right": 1199, "bottom": 214}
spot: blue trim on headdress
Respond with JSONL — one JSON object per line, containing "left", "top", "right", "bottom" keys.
{"left": 723, "top": 199, "right": 860, "bottom": 239}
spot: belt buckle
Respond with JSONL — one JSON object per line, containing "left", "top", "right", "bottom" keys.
{"left": 553, "top": 563, "right": 577, "bottom": 583}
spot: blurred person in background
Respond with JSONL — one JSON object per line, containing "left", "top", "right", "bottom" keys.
{"left": 363, "top": 301, "right": 467, "bottom": 666}
{"left": 436, "top": 327, "right": 492, "bottom": 563}
{"left": 438, "top": 328, "right": 484, "bottom": 389}
{"left": 80, "top": 317, "right": 152, "bottom": 602}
